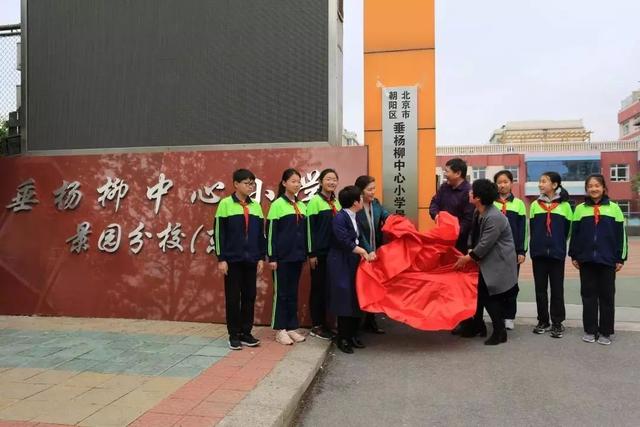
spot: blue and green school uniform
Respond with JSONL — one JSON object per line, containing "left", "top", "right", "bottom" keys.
{"left": 529, "top": 194, "right": 573, "bottom": 326}
{"left": 215, "top": 193, "right": 266, "bottom": 338}
{"left": 569, "top": 196, "right": 628, "bottom": 337}
{"left": 494, "top": 194, "right": 527, "bottom": 320}
{"left": 306, "top": 192, "right": 341, "bottom": 328}
{"left": 267, "top": 194, "right": 308, "bottom": 331}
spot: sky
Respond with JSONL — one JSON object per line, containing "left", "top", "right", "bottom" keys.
{"left": 3, "top": 0, "right": 639, "bottom": 145}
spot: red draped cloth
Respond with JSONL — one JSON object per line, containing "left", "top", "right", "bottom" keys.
{"left": 356, "top": 212, "right": 478, "bottom": 331}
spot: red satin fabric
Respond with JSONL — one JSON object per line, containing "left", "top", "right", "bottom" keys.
{"left": 356, "top": 212, "right": 478, "bottom": 331}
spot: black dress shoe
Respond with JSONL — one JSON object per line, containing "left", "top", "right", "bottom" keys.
{"left": 350, "top": 337, "right": 366, "bottom": 348}
{"left": 363, "top": 315, "right": 385, "bottom": 334}
{"left": 484, "top": 329, "right": 507, "bottom": 346}
{"left": 336, "top": 338, "right": 354, "bottom": 354}
{"left": 460, "top": 323, "right": 488, "bottom": 338}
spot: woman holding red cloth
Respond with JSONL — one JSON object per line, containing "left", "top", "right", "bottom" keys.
{"left": 454, "top": 179, "right": 518, "bottom": 345}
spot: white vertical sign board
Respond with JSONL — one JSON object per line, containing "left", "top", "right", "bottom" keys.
{"left": 382, "top": 86, "right": 418, "bottom": 225}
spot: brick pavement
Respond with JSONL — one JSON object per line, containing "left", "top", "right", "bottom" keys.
{"left": 0, "top": 316, "right": 294, "bottom": 427}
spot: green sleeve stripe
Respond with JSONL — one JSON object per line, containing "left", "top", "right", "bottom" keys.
{"left": 214, "top": 199, "right": 226, "bottom": 256}
{"left": 307, "top": 211, "right": 313, "bottom": 252}
{"left": 268, "top": 219, "right": 274, "bottom": 257}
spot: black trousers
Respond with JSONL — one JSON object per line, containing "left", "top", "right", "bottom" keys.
{"left": 472, "top": 273, "right": 506, "bottom": 335}
{"left": 272, "top": 261, "right": 303, "bottom": 330}
{"left": 309, "top": 255, "right": 329, "bottom": 328}
{"left": 224, "top": 261, "right": 257, "bottom": 337}
{"left": 580, "top": 262, "right": 616, "bottom": 336}
{"left": 502, "top": 283, "right": 520, "bottom": 320}
{"left": 532, "top": 257, "right": 566, "bottom": 325}
{"left": 337, "top": 316, "right": 360, "bottom": 340}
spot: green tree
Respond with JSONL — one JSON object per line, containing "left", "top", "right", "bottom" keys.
{"left": 632, "top": 172, "right": 640, "bottom": 194}
{"left": 0, "top": 120, "right": 8, "bottom": 140}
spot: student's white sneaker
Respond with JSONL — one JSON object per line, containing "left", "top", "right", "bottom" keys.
{"left": 582, "top": 334, "right": 596, "bottom": 343}
{"left": 287, "top": 329, "right": 306, "bottom": 343}
{"left": 276, "top": 329, "right": 294, "bottom": 345}
{"left": 504, "top": 319, "right": 515, "bottom": 330}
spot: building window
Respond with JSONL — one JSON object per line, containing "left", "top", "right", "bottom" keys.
{"left": 472, "top": 167, "right": 486, "bottom": 181}
{"left": 610, "top": 164, "right": 629, "bottom": 182}
{"left": 622, "top": 122, "right": 630, "bottom": 136}
{"left": 504, "top": 166, "right": 519, "bottom": 183}
{"left": 526, "top": 160, "right": 600, "bottom": 182}
{"left": 617, "top": 200, "right": 630, "bottom": 216}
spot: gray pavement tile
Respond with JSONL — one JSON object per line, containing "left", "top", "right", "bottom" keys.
{"left": 78, "top": 348, "right": 126, "bottom": 361}
{"left": 135, "top": 342, "right": 169, "bottom": 353}
{"left": 112, "top": 351, "right": 156, "bottom": 364}
{"left": 55, "top": 358, "right": 100, "bottom": 372}
{"left": 123, "top": 362, "right": 174, "bottom": 376}
{"left": 18, "top": 347, "right": 66, "bottom": 358}
{"left": 160, "top": 365, "right": 205, "bottom": 378}
{"left": 174, "top": 355, "right": 221, "bottom": 369}
{"left": 152, "top": 353, "right": 189, "bottom": 365}
{"left": 28, "top": 355, "right": 70, "bottom": 369}
{"left": 179, "top": 335, "right": 215, "bottom": 345}
{"left": 135, "top": 334, "right": 185, "bottom": 344}
{"left": 0, "top": 354, "right": 40, "bottom": 367}
{"left": 194, "top": 346, "right": 230, "bottom": 357}
{"left": 159, "top": 343, "right": 206, "bottom": 355}
{"left": 93, "top": 362, "right": 134, "bottom": 374}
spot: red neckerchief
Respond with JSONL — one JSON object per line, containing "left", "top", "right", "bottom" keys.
{"left": 537, "top": 200, "right": 560, "bottom": 235}
{"left": 286, "top": 195, "right": 302, "bottom": 224}
{"left": 497, "top": 199, "right": 508, "bottom": 215}
{"left": 320, "top": 192, "right": 338, "bottom": 216}
{"left": 593, "top": 202, "right": 601, "bottom": 225}
{"left": 237, "top": 196, "right": 250, "bottom": 237}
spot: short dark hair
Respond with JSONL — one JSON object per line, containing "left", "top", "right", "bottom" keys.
{"left": 338, "top": 185, "right": 362, "bottom": 208}
{"left": 232, "top": 169, "right": 255, "bottom": 183}
{"left": 445, "top": 158, "right": 467, "bottom": 179}
{"left": 493, "top": 170, "right": 513, "bottom": 183}
{"left": 354, "top": 175, "right": 375, "bottom": 191}
{"left": 472, "top": 179, "right": 498, "bottom": 206}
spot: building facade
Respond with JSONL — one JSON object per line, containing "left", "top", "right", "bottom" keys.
{"left": 619, "top": 90, "right": 640, "bottom": 141}
{"left": 436, "top": 140, "right": 640, "bottom": 217}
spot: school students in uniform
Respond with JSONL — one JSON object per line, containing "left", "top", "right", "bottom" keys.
{"left": 267, "top": 168, "right": 309, "bottom": 346}
{"left": 529, "top": 171, "right": 573, "bottom": 338}
{"left": 327, "top": 185, "right": 373, "bottom": 354}
{"left": 306, "top": 169, "right": 341, "bottom": 340}
{"left": 215, "top": 169, "right": 265, "bottom": 350}
{"left": 493, "top": 170, "right": 527, "bottom": 330}
{"left": 569, "top": 174, "right": 628, "bottom": 345}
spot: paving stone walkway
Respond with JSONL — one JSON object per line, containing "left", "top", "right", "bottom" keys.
{"left": 0, "top": 316, "right": 292, "bottom": 426}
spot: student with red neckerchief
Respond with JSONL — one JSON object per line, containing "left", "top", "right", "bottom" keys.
{"left": 307, "top": 169, "right": 342, "bottom": 341}
{"left": 529, "top": 171, "right": 572, "bottom": 338}
{"left": 493, "top": 170, "right": 527, "bottom": 330}
{"left": 267, "top": 168, "right": 309, "bottom": 346}
{"left": 569, "top": 174, "right": 628, "bottom": 345}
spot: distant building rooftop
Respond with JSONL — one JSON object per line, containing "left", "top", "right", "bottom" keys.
{"left": 489, "top": 120, "right": 591, "bottom": 144}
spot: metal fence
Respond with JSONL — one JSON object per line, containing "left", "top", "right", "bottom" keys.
{"left": 0, "top": 24, "right": 20, "bottom": 124}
